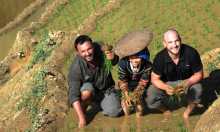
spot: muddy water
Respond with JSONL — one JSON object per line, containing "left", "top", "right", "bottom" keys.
{"left": 60, "top": 107, "right": 202, "bottom": 131}
{"left": 0, "top": 0, "right": 43, "bottom": 61}
{"left": 0, "top": 0, "right": 34, "bottom": 28}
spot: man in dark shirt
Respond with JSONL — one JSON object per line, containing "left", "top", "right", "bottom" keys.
{"left": 146, "top": 29, "right": 203, "bottom": 127}
{"left": 68, "top": 35, "right": 121, "bottom": 128}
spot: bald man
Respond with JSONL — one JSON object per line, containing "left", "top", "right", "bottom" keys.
{"left": 146, "top": 29, "right": 203, "bottom": 127}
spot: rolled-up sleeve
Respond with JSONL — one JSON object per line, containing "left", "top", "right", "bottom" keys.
{"left": 68, "top": 61, "right": 82, "bottom": 106}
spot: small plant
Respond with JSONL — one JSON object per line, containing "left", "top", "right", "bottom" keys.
{"left": 28, "top": 31, "right": 57, "bottom": 69}
{"left": 167, "top": 81, "right": 187, "bottom": 105}
{"left": 177, "top": 121, "right": 188, "bottom": 132}
{"left": 207, "top": 63, "right": 218, "bottom": 73}
{"left": 17, "top": 68, "right": 49, "bottom": 132}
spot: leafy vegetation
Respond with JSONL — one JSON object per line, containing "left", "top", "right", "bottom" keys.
{"left": 207, "top": 53, "right": 220, "bottom": 72}
{"left": 28, "top": 30, "right": 57, "bottom": 69}
{"left": 17, "top": 68, "right": 49, "bottom": 132}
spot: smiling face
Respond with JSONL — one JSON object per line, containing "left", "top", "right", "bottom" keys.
{"left": 76, "top": 41, "right": 94, "bottom": 62}
{"left": 129, "top": 55, "right": 142, "bottom": 68}
{"left": 163, "top": 30, "right": 181, "bottom": 57}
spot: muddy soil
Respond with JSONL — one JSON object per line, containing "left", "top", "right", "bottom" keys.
{"left": 60, "top": 106, "right": 203, "bottom": 132}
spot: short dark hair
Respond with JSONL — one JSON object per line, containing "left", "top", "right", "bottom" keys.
{"left": 74, "top": 35, "right": 92, "bottom": 50}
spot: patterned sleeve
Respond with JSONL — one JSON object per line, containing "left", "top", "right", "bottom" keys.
{"left": 141, "top": 61, "right": 152, "bottom": 81}
{"left": 118, "top": 58, "right": 129, "bottom": 81}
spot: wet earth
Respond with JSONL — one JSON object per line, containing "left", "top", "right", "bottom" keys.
{"left": 60, "top": 105, "right": 204, "bottom": 132}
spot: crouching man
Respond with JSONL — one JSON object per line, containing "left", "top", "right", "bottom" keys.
{"left": 147, "top": 29, "right": 203, "bottom": 127}
{"left": 68, "top": 35, "right": 121, "bottom": 128}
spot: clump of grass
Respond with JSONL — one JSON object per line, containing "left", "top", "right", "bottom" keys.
{"left": 28, "top": 30, "right": 57, "bottom": 69}
{"left": 207, "top": 53, "right": 220, "bottom": 73}
{"left": 177, "top": 121, "right": 188, "bottom": 132}
{"left": 207, "top": 63, "right": 218, "bottom": 73}
{"left": 17, "top": 68, "right": 49, "bottom": 132}
{"left": 167, "top": 81, "right": 187, "bottom": 106}
{"left": 203, "top": 24, "right": 213, "bottom": 34}
{"left": 37, "top": 0, "right": 110, "bottom": 34}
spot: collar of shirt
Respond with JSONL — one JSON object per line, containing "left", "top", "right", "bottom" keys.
{"left": 130, "top": 62, "right": 141, "bottom": 72}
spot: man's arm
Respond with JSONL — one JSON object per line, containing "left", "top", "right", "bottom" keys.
{"left": 68, "top": 61, "right": 86, "bottom": 127}
{"left": 185, "top": 47, "right": 204, "bottom": 87}
{"left": 68, "top": 62, "right": 81, "bottom": 105}
{"left": 72, "top": 101, "right": 86, "bottom": 127}
{"left": 184, "top": 70, "right": 203, "bottom": 88}
{"left": 151, "top": 72, "right": 174, "bottom": 95}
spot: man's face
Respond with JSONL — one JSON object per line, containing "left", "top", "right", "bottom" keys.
{"left": 163, "top": 32, "right": 181, "bottom": 56}
{"left": 129, "top": 55, "right": 142, "bottom": 68}
{"left": 76, "top": 41, "right": 94, "bottom": 62}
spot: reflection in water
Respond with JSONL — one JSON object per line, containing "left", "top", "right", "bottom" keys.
{"left": 120, "top": 116, "right": 142, "bottom": 132}
{"left": 136, "top": 117, "right": 141, "bottom": 132}
{"left": 120, "top": 116, "right": 129, "bottom": 132}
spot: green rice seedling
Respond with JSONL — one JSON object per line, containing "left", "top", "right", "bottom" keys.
{"left": 177, "top": 121, "right": 188, "bottom": 132}
{"left": 207, "top": 63, "right": 218, "bottom": 73}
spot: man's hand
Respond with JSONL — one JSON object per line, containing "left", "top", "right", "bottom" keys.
{"left": 165, "top": 86, "right": 175, "bottom": 96}
{"left": 124, "top": 92, "right": 132, "bottom": 106}
{"left": 101, "top": 44, "right": 114, "bottom": 60}
{"left": 174, "top": 80, "right": 189, "bottom": 95}
{"left": 105, "top": 50, "right": 114, "bottom": 60}
{"left": 78, "top": 118, "right": 86, "bottom": 128}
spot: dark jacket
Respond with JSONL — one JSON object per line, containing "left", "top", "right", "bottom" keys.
{"left": 68, "top": 44, "right": 118, "bottom": 105}
{"left": 118, "top": 58, "right": 152, "bottom": 89}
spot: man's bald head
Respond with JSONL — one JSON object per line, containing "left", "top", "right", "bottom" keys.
{"left": 163, "top": 29, "right": 181, "bottom": 42}
{"left": 162, "top": 29, "right": 182, "bottom": 56}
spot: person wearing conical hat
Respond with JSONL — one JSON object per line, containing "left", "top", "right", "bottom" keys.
{"left": 115, "top": 29, "right": 153, "bottom": 117}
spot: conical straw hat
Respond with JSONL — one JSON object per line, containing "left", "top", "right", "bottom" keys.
{"left": 114, "top": 29, "right": 153, "bottom": 58}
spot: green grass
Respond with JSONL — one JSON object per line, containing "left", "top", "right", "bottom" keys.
{"left": 36, "top": 0, "right": 110, "bottom": 35}
{"left": 28, "top": 30, "right": 58, "bottom": 69}
{"left": 90, "top": 0, "right": 220, "bottom": 58}
{"left": 177, "top": 121, "right": 188, "bottom": 132}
